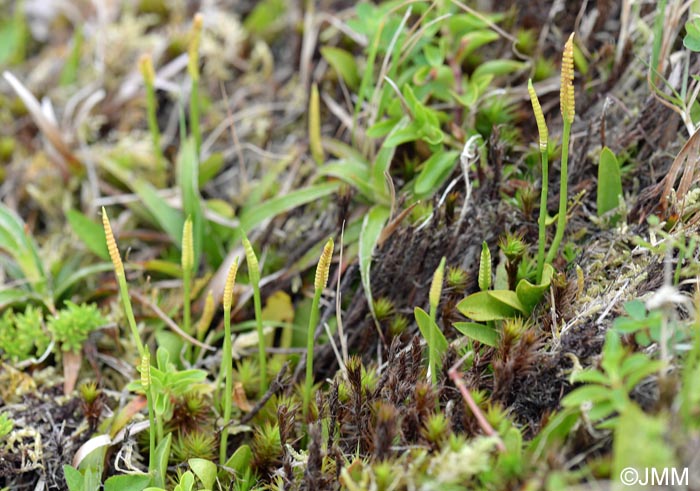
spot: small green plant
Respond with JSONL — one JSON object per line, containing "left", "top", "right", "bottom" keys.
{"left": 140, "top": 351, "right": 157, "bottom": 482}
{"left": 596, "top": 147, "right": 623, "bottom": 221}
{"left": 220, "top": 257, "right": 239, "bottom": 464}
{"left": 0, "top": 305, "right": 49, "bottom": 363}
{"left": 102, "top": 208, "right": 146, "bottom": 357}
{"left": 561, "top": 330, "right": 664, "bottom": 426}
{"left": 304, "top": 238, "right": 334, "bottom": 419}
{"left": 0, "top": 412, "right": 14, "bottom": 439}
{"left": 48, "top": 301, "right": 106, "bottom": 353}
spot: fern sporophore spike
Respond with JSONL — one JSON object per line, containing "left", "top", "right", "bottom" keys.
{"left": 182, "top": 216, "right": 194, "bottom": 271}
{"left": 243, "top": 238, "right": 260, "bottom": 284}
{"left": 314, "top": 238, "right": 334, "bottom": 291}
{"left": 102, "top": 207, "right": 124, "bottom": 276}
{"left": 188, "top": 13, "right": 203, "bottom": 81}
{"left": 527, "top": 79, "right": 548, "bottom": 152}
{"left": 560, "top": 33, "right": 575, "bottom": 124}
{"left": 429, "top": 257, "right": 446, "bottom": 317}
{"left": 140, "top": 351, "right": 151, "bottom": 389}
{"left": 305, "top": 237, "right": 335, "bottom": 421}
{"left": 223, "top": 257, "right": 240, "bottom": 311}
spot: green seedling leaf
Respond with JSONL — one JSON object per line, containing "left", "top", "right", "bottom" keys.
{"left": 366, "top": 117, "right": 401, "bottom": 139}
{"left": 478, "top": 241, "right": 491, "bottom": 291}
{"left": 457, "top": 291, "right": 523, "bottom": 322}
{"left": 414, "top": 150, "right": 460, "bottom": 198}
{"left": 174, "top": 471, "right": 195, "bottom": 491}
{"left": 459, "top": 30, "right": 500, "bottom": 59}
{"left": 0, "top": 4, "right": 27, "bottom": 65}
{"left": 177, "top": 137, "right": 204, "bottom": 268}
{"left": 104, "top": 474, "right": 151, "bottom": 491}
{"left": 0, "top": 203, "right": 47, "bottom": 297}
{"left": 153, "top": 433, "right": 172, "bottom": 488}
{"left": 360, "top": 205, "right": 390, "bottom": 318}
{"left": 515, "top": 263, "right": 554, "bottom": 313}
{"left": 472, "top": 60, "right": 526, "bottom": 79}
{"left": 561, "top": 385, "right": 613, "bottom": 407}
{"left": 423, "top": 43, "right": 444, "bottom": 67}
{"left": 239, "top": 181, "right": 341, "bottom": 232}
{"left": 63, "top": 465, "right": 84, "bottom": 491}
{"left": 132, "top": 179, "right": 184, "bottom": 244}
{"left": 684, "top": 18, "right": 700, "bottom": 52}
{"left": 189, "top": 458, "right": 217, "bottom": 490}
{"left": 66, "top": 210, "right": 109, "bottom": 260}
{"left": 60, "top": 26, "right": 83, "bottom": 86}
{"left": 414, "top": 307, "right": 448, "bottom": 357}
{"left": 0, "top": 288, "right": 40, "bottom": 309}
{"left": 527, "top": 408, "right": 579, "bottom": 460}
{"left": 320, "top": 47, "right": 360, "bottom": 90}
{"left": 488, "top": 290, "right": 526, "bottom": 312}
{"left": 596, "top": 146, "right": 622, "bottom": 219}
{"left": 199, "top": 152, "right": 224, "bottom": 187}
{"left": 453, "top": 322, "right": 499, "bottom": 347}
{"left": 53, "top": 263, "right": 115, "bottom": 299}
{"left": 317, "top": 159, "right": 377, "bottom": 201}
{"left": 225, "top": 443, "right": 252, "bottom": 471}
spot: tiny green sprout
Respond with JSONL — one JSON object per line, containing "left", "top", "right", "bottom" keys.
{"left": 499, "top": 232, "right": 526, "bottom": 290}
{"left": 502, "top": 317, "right": 528, "bottom": 342}
{"left": 516, "top": 183, "right": 538, "bottom": 220}
{"left": 305, "top": 238, "right": 334, "bottom": 420}
{"left": 422, "top": 412, "right": 450, "bottom": 447}
{"left": 446, "top": 266, "right": 468, "bottom": 291}
{"left": 373, "top": 461, "right": 396, "bottom": 491}
{"left": 0, "top": 412, "right": 14, "bottom": 439}
{"left": 243, "top": 237, "right": 267, "bottom": 396}
{"left": 79, "top": 381, "right": 100, "bottom": 405}
{"left": 173, "top": 431, "right": 217, "bottom": 461}
{"left": 485, "top": 404, "right": 509, "bottom": 431}
{"left": 372, "top": 297, "right": 395, "bottom": 322}
{"left": 389, "top": 315, "right": 409, "bottom": 337}
{"left": 498, "top": 232, "right": 526, "bottom": 263}
{"left": 234, "top": 358, "right": 261, "bottom": 398}
{"left": 251, "top": 422, "right": 282, "bottom": 468}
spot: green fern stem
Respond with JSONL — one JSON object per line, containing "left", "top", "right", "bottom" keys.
{"left": 252, "top": 281, "right": 267, "bottom": 396}
{"left": 545, "top": 120, "right": 571, "bottom": 265}
{"left": 304, "top": 287, "right": 322, "bottom": 419}
{"left": 220, "top": 303, "right": 233, "bottom": 464}
{"left": 536, "top": 149, "right": 549, "bottom": 283}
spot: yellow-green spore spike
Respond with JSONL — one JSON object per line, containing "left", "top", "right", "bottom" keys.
{"left": 560, "top": 33, "right": 575, "bottom": 124}
{"left": 527, "top": 79, "right": 548, "bottom": 152}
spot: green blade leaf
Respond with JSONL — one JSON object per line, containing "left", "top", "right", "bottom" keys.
{"left": 414, "top": 150, "right": 460, "bottom": 198}
{"left": 453, "top": 321, "right": 499, "bottom": 347}
{"left": 104, "top": 474, "right": 151, "bottom": 491}
{"left": 415, "top": 306, "right": 448, "bottom": 357}
{"left": 132, "top": 179, "right": 185, "bottom": 244}
{"left": 320, "top": 46, "right": 360, "bottom": 90}
{"left": 457, "top": 290, "right": 523, "bottom": 322}
{"left": 239, "top": 181, "right": 341, "bottom": 232}
{"left": 596, "top": 146, "right": 623, "bottom": 218}
{"left": 177, "top": 137, "right": 204, "bottom": 267}
{"left": 66, "top": 209, "right": 109, "bottom": 261}
{"left": 359, "top": 205, "right": 390, "bottom": 317}
{"left": 515, "top": 263, "right": 554, "bottom": 313}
